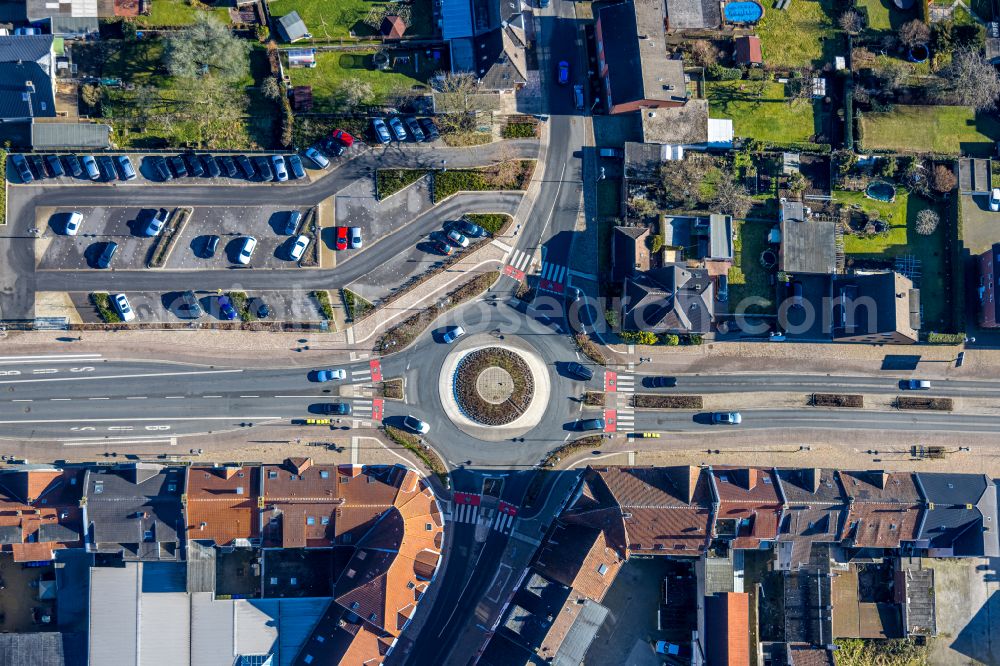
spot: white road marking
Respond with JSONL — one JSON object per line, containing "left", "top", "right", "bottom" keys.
{"left": 240, "top": 395, "right": 260, "bottom": 398}
{"left": 126, "top": 396, "right": 147, "bottom": 400}
{"left": 275, "top": 394, "right": 317, "bottom": 398}
{"left": 0, "top": 354, "right": 102, "bottom": 363}
{"left": 0, "top": 368, "right": 243, "bottom": 386}
{"left": 89, "top": 397, "right": 109, "bottom": 400}
{"left": 50, "top": 398, "right": 71, "bottom": 401}
{"left": 33, "top": 369, "right": 58, "bottom": 375}
{"left": 62, "top": 437, "right": 176, "bottom": 446}
{"left": 165, "top": 396, "right": 184, "bottom": 399}
{"left": 12, "top": 399, "right": 32, "bottom": 402}
{"left": 204, "top": 395, "right": 222, "bottom": 399}
{"left": 0, "top": 416, "right": 282, "bottom": 424}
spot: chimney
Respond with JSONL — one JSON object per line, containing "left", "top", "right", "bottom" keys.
{"left": 735, "top": 468, "right": 759, "bottom": 491}
{"left": 25, "top": 80, "right": 34, "bottom": 93}
{"left": 808, "top": 468, "right": 821, "bottom": 494}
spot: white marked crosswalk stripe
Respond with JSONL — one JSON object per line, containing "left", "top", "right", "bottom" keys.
{"left": 453, "top": 503, "right": 480, "bottom": 524}
{"left": 508, "top": 249, "right": 532, "bottom": 271}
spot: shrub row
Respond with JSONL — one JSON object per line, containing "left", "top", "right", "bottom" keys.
{"left": 574, "top": 333, "right": 607, "bottom": 366}
{"left": 811, "top": 394, "right": 864, "bottom": 408}
{"left": 501, "top": 122, "right": 538, "bottom": 139}
{"left": 926, "top": 332, "right": 965, "bottom": 345}
{"left": 90, "top": 292, "right": 122, "bottom": 323}
{"left": 433, "top": 161, "right": 535, "bottom": 202}
{"left": 383, "top": 425, "right": 447, "bottom": 483}
{"left": 896, "top": 396, "right": 953, "bottom": 411}
{"left": 631, "top": 394, "right": 703, "bottom": 409}
{"left": 380, "top": 378, "right": 404, "bottom": 400}
{"left": 312, "top": 290, "right": 335, "bottom": 320}
{"left": 343, "top": 289, "right": 374, "bottom": 321}
{"left": 584, "top": 391, "right": 605, "bottom": 407}
{"left": 376, "top": 169, "right": 429, "bottom": 200}
{"left": 228, "top": 291, "right": 254, "bottom": 323}
{"left": 619, "top": 331, "right": 704, "bottom": 346}
{"left": 464, "top": 213, "right": 513, "bottom": 235}
{"left": 541, "top": 435, "right": 604, "bottom": 468}
{"left": 147, "top": 208, "right": 189, "bottom": 268}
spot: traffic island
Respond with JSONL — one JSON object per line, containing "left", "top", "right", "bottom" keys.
{"left": 453, "top": 347, "right": 534, "bottom": 426}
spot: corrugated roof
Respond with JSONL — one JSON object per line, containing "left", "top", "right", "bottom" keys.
{"left": 89, "top": 563, "right": 140, "bottom": 666}
{"left": 0, "top": 632, "right": 84, "bottom": 666}
{"left": 0, "top": 34, "right": 53, "bottom": 64}
{"left": 442, "top": 0, "right": 474, "bottom": 39}
{"left": 31, "top": 121, "right": 110, "bottom": 149}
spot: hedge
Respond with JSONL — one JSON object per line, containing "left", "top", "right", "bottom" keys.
{"left": 464, "top": 213, "right": 512, "bottom": 235}
{"left": 574, "top": 333, "right": 607, "bottom": 366}
{"left": 811, "top": 394, "right": 863, "bottom": 408}
{"left": 381, "top": 378, "right": 404, "bottom": 400}
{"left": 228, "top": 291, "right": 254, "bottom": 322}
{"left": 926, "top": 332, "right": 965, "bottom": 344}
{"left": 541, "top": 435, "right": 603, "bottom": 468}
{"left": 90, "top": 292, "right": 122, "bottom": 323}
{"left": 897, "top": 396, "right": 953, "bottom": 411}
{"left": 631, "top": 394, "right": 703, "bottom": 409}
{"left": 501, "top": 122, "right": 537, "bottom": 139}
{"left": 376, "top": 169, "right": 429, "bottom": 200}
{"left": 433, "top": 161, "right": 535, "bottom": 202}
{"left": 343, "top": 289, "right": 374, "bottom": 321}
{"left": 843, "top": 80, "right": 854, "bottom": 151}
{"left": 0, "top": 148, "right": 6, "bottom": 225}
{"left": 312, "top": 290, "right": 335, "bottom": 320}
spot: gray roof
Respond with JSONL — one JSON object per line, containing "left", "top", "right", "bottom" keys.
{"left": 27, "top": 0, "right": 112, "bottom": 21}
{"left": 186, "top": 540, "right": 217, "bottom": 593}
{"left": 639, "top": 99, "right": 709, "bottom": 144}
{"left": 0, "top": 524, "right": 21, "bottom": 544}
{"left": 31, "top": 122, "right": 111, "bottom": 149}
{"left": 665, "top": 0, "right": 721, "bottom": 28}
{"left": 831, "top": 272, "right": 918, "bottom": 341}
{"left": 0, "top": 63, "right": 56, "bottom": 120}
{"left": 915, "top": 473, "right": 999, "bottom": 557}
{"left": 0, "top": 632, "right": 85, "bottom": 666}
{"left": 625, "top": 141, "right": 667, "bottom": 181}
{"left": 89, "top": 564, "right": 140, "bottom": 666}
{"left": 442, "top": 0, "right": 474, "bottom": 39}
{"left": 597, "top": 0, "right": 688, "bottom": 109}
{"left": 38, "top": 521, "right": 81, "bottom": 543}
{"left": 780, "top": 218, "right": 837, "bottom": 274}
{"left": 708, "top": 214, "right": 732, "bottom": 260}
{"left": 49, "top": 16, "right": 101, "bottom": 37}
{"left": 551, "top": 599, "right": 610, "bottom": 666}
{"left": 83, "top": 464, "right": 184, "bottom": 561}
{"left": 450, "top": 36, "right": 475, "bottom": 71}
{"left": 0, "top": 35, "right": 53, "bottom": 64}
{"left": 476, "top": 25, "right": 527, "bottom": 91}
{"left": 277, "top": 11, "right": 310, "bottom": 42}
{"left": 622, "top": 264, "right": 714, "bottom": 333}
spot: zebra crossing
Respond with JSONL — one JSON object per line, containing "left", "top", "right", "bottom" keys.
{"left": 449, "top": 503, "right": 517, "bottom": 534}
{"left": 540, "top": 261, "right": 566, "bottom": 285}
{"left": 615, "top": 374, "right": 635, "bottom": 433}
{"left": 506, "top": 248, "right": 533, "bottom": 273}
{"left": 452, "top": 502, "right": 480, "bottom": 524}
{"left": 350, "top": 368, "right": 372, "bottom": 383}
{"left": 490, "top": 511, "right": 516, "bottom": 535}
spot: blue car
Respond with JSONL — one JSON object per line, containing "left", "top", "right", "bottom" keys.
{"left": 442, "top": 326, "right": 466, "bottom": 344}
{"left": 217, "top": 295, "right": 238, "bottom": 321}
{"left": 557, "top": 61, "right": 570, "bottom": 85}
{"left": 371, "top": 118, "right": 392, "bottom": 144}
{"left": 116, "top": 155, "right": 137, "bottom": 180}
{"left": 141, "top": 209, "right": 168, "bottom": 237}
{"left": 10, "top": 154, "right": 32, "bottom": 183}
{"left": 312, "top": 368, "right": 347, "bottom": 382}
{"left": 287, "top": 154, "right": 305, "bottom": 179}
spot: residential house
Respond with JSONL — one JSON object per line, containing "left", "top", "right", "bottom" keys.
{"left": 977, "top": 242, "right": 1000, "bottom": 327}
{"left": 829, "top": 272, "right": 920, "bottom": 344}
{"left": 534, "top": 521, "right": 624, "bottom": 603}
{"left": 0, "top": 465, "right": 83, "bottom": 563}
{"left": 705, "top": 592, "right": 750, "bottom": 666}
{"left": 778, "top": 203, "right": 837, "bottom": 275}
{"left": 82, "top": 463, "right": 184, "bottom": 561}
{"left": 611, "top": 225, "right": 651, "bottom": 282}
{"left": 0, "top": 34, "right": 56, "bottom": 121}
{"left": 276, "top": 11, "right": 310, "bottom": 43}
{"left": 595, "top": 0, "right": 688, "bottom": 114}
{"left": 184, "top": 465, "right": 260, "bottom": 548}
{"left": 914, "top": 473, "right": 999, "bottom": 558}
{"left": 664, "top": 0, "right": 721, "bottom": 29}
{"left": 773, "top": 468, "right": 847, "bottom": 570}
{"left": 621, "top": 264, "right": 715, "bottom": 334}
{"left": 441, "top": 0, "right": 529, "bottom": 93}
{"left": 709, "top": 467, "right": 784, "bottom": 550}
{"left": 734, "top": 35, "right": 763, "bottom": 67}
{"left": 839, "top": 471, "right": 924, "bottom": 550}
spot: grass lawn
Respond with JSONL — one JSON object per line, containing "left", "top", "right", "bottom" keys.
{"left": 757, "top": 0, "right": 839, "bottom": 69}
{"left": 729, "top": 220, "right": 776, "bottom": 314}
{"left": 287, "top": 50, "right": 435, "bottom": 110}
{"left": 134, "top": 0, "right": 231, "bottom": 27}
{"left": 856, "top": 0, "right": 916, "bottom": 31}
{"left": 707, "top": 81, "right": 817, "bottom": 144}
{"left": 836, "top": 188, "right": 951, "bottom": 329}
{"left": 861, "top": 105, "right": 1000, "bottom": 156}
{"left": 269, "top": 0, "right": 434, "bottom": 40}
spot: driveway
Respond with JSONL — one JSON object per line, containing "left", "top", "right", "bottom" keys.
{"left": 961, "top": 192, "right": 1000, "bottom": 255}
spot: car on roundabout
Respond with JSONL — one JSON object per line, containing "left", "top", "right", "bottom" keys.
{"left": 442, "top": 326, "right": 466, "bottom": 344}
{"left": 403, "top": 415, "right": 430, "bottom": 434}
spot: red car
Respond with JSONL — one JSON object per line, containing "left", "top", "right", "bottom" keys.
{"left": 335, "top": 226, "right": 349, "bottom": 250}
{"left": 332, "top": 129, "right": 354, "bottom": 148}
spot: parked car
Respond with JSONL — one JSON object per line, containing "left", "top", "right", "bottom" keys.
{"left": 332, "top": 128, "right": 354, "bottom": 148}
{"left": 388, "top": 116, "right": 408, "bottom": 141}
{"left": 203, "top": 235, "right": 220, "bottom": 258}
{"left": 115, "top": 155, "right": 137, "bottom": 180}
{"left": 271, "top": 154, "right": 289, "bottom": 182}
{"left": 454, "top": 219, "right": 484, "bottom": 237}
{"left": 565, "top": 362, "right": 593, "bottom": 381}
{"left": 141, "top": 208, "right": 169, "bottom": 237}
{"left": 96, "top": 241, "right": 118, "bottom": 269}
{"left": 324, "top": 137, "right": 346, "bottom": 157}
{"left": 335, "top": 226, "right": 349, "bottom": 250}
{"left": 991, "top": 188, "right": 1000, "bottom": 212}
{"left": 45, "top": 154, "right": 65, "bottom": 178}
{"left": 598, "top": 148, "right": 624, "bottom": 158}
{"left": 905, "top": 379, "right": 932, "bottom": 390}
{"left": 281, "top": 210, "right": 302, "bottom": 235}
{"left": 10, "top": 154, "right": 33, "bottom": 183}
{"left": 418, "top": 117, "right": 440, "bottom": 141}
{"left": 314, "top": 368, "right": 347, "bottom": 382}
{"left": 236, "top": 155, "right": 256, "bottom": 179}
{"left": 113, "top": 293, "right": 136, "bottom": 322}
{"left": 646, "top": 376, "right": 677, "bottom": 388}
{"left": 81, "top": 155, "right": 101, "bottom": 181}
{"left": 26, "top": 154, "right": 45, "bottom": 180}
{"left": 441, "top": 326, "right": 465, "bottom": 344}
{"left": 790, "top": 281, "right": 803, "bottom": 307}
{"left": 184, "top": 153, "right": 205, "bottom": 178}
{"left": 349, "top": 227, "right": 362, "bottom": 249}
{"left": 218, "top": 155, "right": 238, "bottom": 178}
{"left": 150, "top": 156, "right": 172, "bottom": 181}
{"left": 177, "top": 290, "right": 203, "bottom": 319}
{"left": 217, "top": 295, "right": 238, "bottom": 321}
{"left": 404, "top": 116, "right": 425, "bottom": 142}
{"left": 716, "top": 274, "right": 729, "bottom": 303}
{"left": 711, "top": 411, "right": 742, "bottom": 425}
{"left": 63, "top": 155, "right": 83, "bottom": 178}
{"left": 320, "top": 402, "right": 352, "bottom": 415}
{"left": 371, "top": 118, "right": 392, "bottom": 144}
{"left": 64, "top": 211, "right": 83, "bottom": 236}
{"left": 304, "top": 146, "right": 329, "bottom": 169}
{"left": 446, "top": 229, "right": 470, "bottom": 248}
{"left": 573, "top": 84, "right": 585, "bottom": 110}
{"left": 434, "top": 240, "right": 454, "bottom": 255}
{"left": 403, "top": 415, "right": 430, "bottom": 434}
{"left": 572, "top": 418, "right": 605, "bottom": 431}
{"left": 236, "top": 236, "right": 257, "bottom": 265}
{"left": 98, "top": 155, "right": 118, "bottom": 181}
{"left": 557, "top": 60, "right": 570, "bottom": 85}
{"left": 288, "top": 234, "right": 310, "bottom": 261}
{"left": 253, "top": 156, "right": 273, "bottom": 181}
{"left": 202, "top": 154, "right": 221, "bottom": 178}
{"left": 168, "top": 155, "right": 188, "bottom": 178}
{"left": 287, "top": 153, "right": 305, "bottom": 179}
{"left": 254, "top": 299, "right": 271, "bottom": 319}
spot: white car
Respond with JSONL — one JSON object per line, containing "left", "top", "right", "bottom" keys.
{"left": 237, "top": 236, "right": 257, "bottom": 265}
{"left": 65, "top": 211, "right": 83, "bottom": 236}
{"left": 288, "top": 234, "right": 310, "bottom": 261}
{"left": 403, "top": 415, "right": 430, "bottom": 435}
{"left": 446, "top": 230, "right": 470, "bottom": 248}
{"left": 990, "top": 188, "right": 1000, "bottom": 212}
{"left": 113, "top": 293, "right": 136, "bottom": 322}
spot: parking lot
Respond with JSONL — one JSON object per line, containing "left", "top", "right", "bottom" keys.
{"left": 37, "top": 205, "right": 313, "bottom": 271}
{"left": 68, "top": 289, "right": 325, "bottom": 324}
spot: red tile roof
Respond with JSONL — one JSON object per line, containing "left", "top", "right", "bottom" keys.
{"left": 534, "top": 522, "right": 624, "bottom": 602}
{"left": 380, "top": 15, "right": 407, "bottom": 39}
{"left": 185, "top": 466, "right": 260, "bottom": 546}
{"left": 735, "top": 35, "right": 762, "bottom": 64}
{"left": 705, "top": 592, "right": 750, "bottom": 666}
{"left": 0, "top": 468, "right": 83, "bottom": 561}
{"left": 839, "top": 471, "right": 924, "bottom": 548}
{"left": 711, "top": 467, "right": 783, "bottom": 549}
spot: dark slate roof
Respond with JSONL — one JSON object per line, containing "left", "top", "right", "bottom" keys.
{"left": 0, "top": 35, "right": 53, "bottom": 64}
{"left": 0, "top": 632, "right": 85, "bottom": 666}
{"left": 0, "top": 63, "right": 56, "bottom": 120}
{"left": 0, "top": 524, "right": 21, "bottom": 544}
{"left": 622, "top": 264, "right": 714, "bottom": 333}
{"left": 501, "top": 572, "right": 571, "bottom": 650}
{"left": 31, "top": 122, "right": 111, "bottom": 149}
{"left": 915, "top": 473, "right": 999, "bottom": 557}
{"left": 475, "top": 26, "right": 527, "bottom": 90}
{"left": 38, "top": 522, "right": 81, "bottom": 543}
{"left": 831, "top": 272, "right": 919, "bottom": 341}
{"left": 83, "top": 464, "right": 184, "bottom": 560}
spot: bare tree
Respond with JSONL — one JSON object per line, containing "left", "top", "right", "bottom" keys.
{"left": 333, "top": 78, "right": 375, "bottom": 111}
{"left": 839, "top": 10, "right": 864, "bottom": 35}
{"left": 713, "top": 173, "right": 753, "bottom": 219}
{"left": 876, "top": 61, "right": 912, "bottom": 91}
{"left": 932, "top": 164, "right": 957, "bottom": 193}
{"left": 260, "top": 76, "right": 282, "bottom": 101}
{"left": 915, "top": 209, "right": 940, "bottom": 235}
{"left": 660, "top": 154, "right": 712, "bottom": 210}
{"left": 899, "top": 19, "right": 931, "bottom": 48}
{"left": 164, "top": 14, "right": 250, "bottom": 81}
{"left": 943, "top": 47, "right": 1000, "bottom": 111}
{"left": 688, "top": 40, "right": 718, "bottom": 68}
